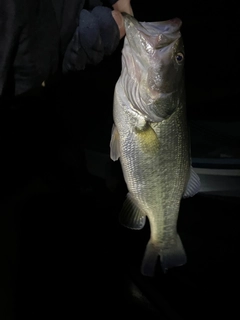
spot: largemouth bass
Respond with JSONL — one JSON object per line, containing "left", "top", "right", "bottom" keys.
{"left": 110, "top": 13, "right": 200, "bottom": 276}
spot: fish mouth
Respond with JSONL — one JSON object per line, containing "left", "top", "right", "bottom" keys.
{"left": 122, "top": 13, "right": 182, "bottom": 48}
{"left": 122, "top": 13, "right": 182, "bottom": 33}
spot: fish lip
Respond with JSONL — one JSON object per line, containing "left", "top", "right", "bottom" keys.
{"left": 122, "top": 12, "right": 148, "bottom": 33}
{"left": 122, "top": 13, "right": 182, "bottom": 36}
{"left": 167, "top": 17, "right": 182, "bottom": 31}
{"left": 122, "top": 13, "right": 182, "bottom": 50}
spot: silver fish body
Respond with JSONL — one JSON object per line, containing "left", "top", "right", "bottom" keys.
{"left": 110, "top": 14, "right": 200, "bottom": 276}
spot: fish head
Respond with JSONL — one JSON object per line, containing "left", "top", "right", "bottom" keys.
{"left": 121, "top": 14, "right": 185, "bottom": 122}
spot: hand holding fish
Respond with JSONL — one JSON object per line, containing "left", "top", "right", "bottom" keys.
{"left": 112, "top": 0, "right": 133, "bottom": 15}
{"left": 112, "top": 0, "right": 133, "bottom": 39}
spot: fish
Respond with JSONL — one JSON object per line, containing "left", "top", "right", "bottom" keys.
{"left": 110, "top": 13, "right": 200, "bottom": 276}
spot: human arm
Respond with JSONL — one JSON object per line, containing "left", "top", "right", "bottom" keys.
{"left": 62, "top": 0, "right": 133, "bottom": 73}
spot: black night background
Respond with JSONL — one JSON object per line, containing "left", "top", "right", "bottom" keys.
{"left": 1, "top": 1, "right": 240, "bottom": 319}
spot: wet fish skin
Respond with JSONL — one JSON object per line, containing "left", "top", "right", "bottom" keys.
{"left": 110, "top": 14, "right": 200, "bottom": 276}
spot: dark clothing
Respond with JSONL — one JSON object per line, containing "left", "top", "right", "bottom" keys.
{"left": 0, "top": 0, "right": 120, "bottom": 190}
{"left": 0, "top": 0, "right": 120, "bottom": 196}
{"left": 0, "top": 0, "right": 119, "bottom": 96}
{"left": 0, "top": 2, "right": 120, "bottom": 318}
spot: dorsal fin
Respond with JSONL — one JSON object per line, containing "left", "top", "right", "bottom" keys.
{"left": 183, "top": 167, "right": 201, "bottom": 198}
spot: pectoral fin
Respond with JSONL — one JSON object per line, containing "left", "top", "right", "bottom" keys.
{"left": 110, "top": 124, "right": 121, "bottom": 161}
{"left": 135, "top": 122, "right": 159, "bottom": 154}
{"left": 119, "top": 193, "right": 146, "bottom": 230}
{"left": 183, "top": 166, "right": 201, "bottom": 198}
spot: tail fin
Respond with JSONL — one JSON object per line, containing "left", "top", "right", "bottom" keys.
{"left": 141, "top": 241, "right": 160, "bottom": 277}
{"left": 141, "top": 234, "right": 187, "bottom": 277}
{"left": 160, "top": 234, "right": 187, "bottom": 272}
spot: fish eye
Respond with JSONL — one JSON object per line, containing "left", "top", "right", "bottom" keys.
{"left": 175, "top": 52, "right": 184, "bottom": 64}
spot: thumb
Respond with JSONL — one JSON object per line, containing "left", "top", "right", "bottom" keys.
{"left": 112, "top": 10, "right": 125, "bottom": 39}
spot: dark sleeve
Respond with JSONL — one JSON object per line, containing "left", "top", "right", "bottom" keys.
{"left": 1, "top": 0, "right": 60, "bottom": 97}
{"left": 87, "top": 1, "right": 118, "bottom": 8}
{"left": 62, "top": 5, "right": 120, "bottom": 73}
{"left": 107, "top": 0, "right": 118, "bottom": 5}
{"left": 0, "top": 0, "right": 21, "bottom": 95}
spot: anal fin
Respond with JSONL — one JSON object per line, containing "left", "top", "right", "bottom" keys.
{"left": 119, "top": 193, "right": 146, "bottom": 230}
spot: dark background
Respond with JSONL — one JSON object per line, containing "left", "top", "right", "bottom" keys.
{"left": 1, "top": 1, "right": 240, "bottom": 319}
